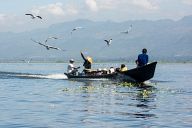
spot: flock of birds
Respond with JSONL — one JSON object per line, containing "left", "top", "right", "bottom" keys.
{"left": 25, "top": 13, "right": 133, "bottom": 52}
{"left": 25, "top": 13, "right": 67, "bottom": 51}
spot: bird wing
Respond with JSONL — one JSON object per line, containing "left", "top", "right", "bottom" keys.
{"left": 52, "top": 37, "right": 58, "bottom": 39}
{"left": 31, "top": 38, "right": 41, "bottom": 44}
{"left": 72, "top": 28, "right": 76, "bottom": 31}
{"left": 39, "top": 43, "right": 48, "bottom": 47}
{"left": 45, "top": 36, "right": 58, "bottom": 43}
{"left": 72, "top": 27, "right": 83, "bottom": 31}
{"left": 104, "top": 40, "right": 109, "bottom": 43}
{"left": 48, "top": 45, "right": 66, "bottom": 51}
{"left": 48, "top": 36, "right": 58, "bottom": 39}
{"left": 44, "top": 39, "right": 48, "bottom": 43}
{"left": 128, "top": 25, "right": 132, "bottom": 31}
{"left": 121, "top": 31, "right": 128, "bottom": 34}
{"left": 31, "top": 38, "right": 48, "bottom": 47}
{"left": 48, "top": 45, "right": 60, "bottom": 50}
{"left": 109, "top": 41, "right": 112, "bottom": 45}
{"left": 76, "top": 27, "right": 83, "bottom": 29}
{"left": 104, "top": 40, "right": 111, "bottom": 46}
{"left": 36, "top": 16, "right": 42, "bottom": 19}
{"left": 25, "top": 13, "right": 33, "bottom": 16}
{"left": 25, "top": 13, "right": 35, "bottom": 18}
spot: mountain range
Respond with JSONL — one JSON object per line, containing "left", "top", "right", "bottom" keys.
{"left": 0, "top": 15, "right": 192, "bottom": 62}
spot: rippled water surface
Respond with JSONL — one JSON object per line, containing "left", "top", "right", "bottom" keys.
{"left": 0, "top": 63, "right": 192, "bottom": 128}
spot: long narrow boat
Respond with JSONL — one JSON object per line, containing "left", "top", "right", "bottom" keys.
{"left": 64, "top": 61, "right": 157, "bottom": 83}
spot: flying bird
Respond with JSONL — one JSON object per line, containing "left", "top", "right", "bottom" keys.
{"left": 71, "top": 27, "right": 83, "bottom": 34}
{"left": 31, "top": 39, "right": 65, "bottom": 51}
{"left": 22, "top": 58, "right": 32, "bottom": 63}
{"left": 25, "top": 14, "right": 42, "bottom": 19}
{"left": 104, "top": 39, "right": 112, "bottom": 46}
{"left": 121, "top": 24, "right": 132, "bottom": 34}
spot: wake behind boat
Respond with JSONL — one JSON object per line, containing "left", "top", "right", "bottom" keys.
{"left": 64, "top": 62, "right": 157, "bottom": 83}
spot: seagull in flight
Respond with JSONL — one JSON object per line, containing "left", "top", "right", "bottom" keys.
{"left": 25, "top": 14, "right": 42, "bottom": 19}
{"left": 21, "top": 58, "right": 32, "bottom": 63}
{"left": 71, "top": 27, "right": 83, "bottom": 34}
{"left": 121, "top": 24, "right": 132, "bottom": 34}
{"left": 104, "top": 39, "right": 112, "bottom": 46}
{"left": 31, "top": 39, "right": 65, "bottom": 51}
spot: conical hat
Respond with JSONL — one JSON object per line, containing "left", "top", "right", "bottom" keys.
{"left": 87, "top": 56, "right": 93, "bottom": 63}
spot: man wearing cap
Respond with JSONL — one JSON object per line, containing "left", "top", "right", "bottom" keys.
{"left": 67, "top": 59, "right": 79, "bottom": 75}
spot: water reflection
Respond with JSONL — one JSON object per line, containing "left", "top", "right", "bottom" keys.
{"left": 133, "top": 86, "right": 157, "bottom": 118}
{"left": 111, "top": 81, "right": 157, "bottom": 119}
{"left": 63, "top": 80, "right": 158, "bottom": 121}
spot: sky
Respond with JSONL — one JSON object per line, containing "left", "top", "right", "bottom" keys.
{"left": 0, "top": 0, "right": 192, "bottom": 32}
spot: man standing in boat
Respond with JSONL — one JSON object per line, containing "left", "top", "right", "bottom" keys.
{"left": 80, "top": 52, "right": 93, "bottom": 73}
{"left": 136, "top": 48, "right": 148, "bottom": 67}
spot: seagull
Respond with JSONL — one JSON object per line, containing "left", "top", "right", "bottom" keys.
{"left": 22, "top": 58, "right": 32, "bottom": 63}
{"left": 25, "top": 14, "right": 42, "bottom": 19}
{"left": 104, "top": 39, "right": 112, "bottom": 46}
{"left": 121, "top": 24, "right": 132, "bottom": 34}
{"left": 31, "top": 39, "right": 65, "bottom": 51}
{"left": 71, "top": 27, "right": 83, "bottom": 34}
{"left": 21, "top": 58, "right": 32, "bottom": 63}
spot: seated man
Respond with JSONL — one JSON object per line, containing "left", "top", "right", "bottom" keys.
{"left": 109, "top": 67, "right": 115, "bottom": 74}
{"left": 67, "top": 59, "right": 80, "bottom": 75}
{"left": 136, "top": 48, "right": 149, "bottom": 67}
{"left": 120, "top": 64, "right": 128, "bottom": 72}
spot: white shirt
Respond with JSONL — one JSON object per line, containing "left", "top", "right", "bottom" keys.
{"left": 67, "top": 63, "right": 75, "bottom": 73}
{"left": 109, "top": 68, "right": 115, "bottom": 74}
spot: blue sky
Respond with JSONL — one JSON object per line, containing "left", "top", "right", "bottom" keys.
{"left": 0, "top": 0, "right": 192, "bottom": 32}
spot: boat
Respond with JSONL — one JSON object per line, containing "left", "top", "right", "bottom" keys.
{"left": 64, "top": 61, "right": 157, "bottom": 83}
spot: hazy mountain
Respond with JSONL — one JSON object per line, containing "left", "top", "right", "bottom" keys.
{"left": 0, "top": 15, "right": 192, "bottom": 62}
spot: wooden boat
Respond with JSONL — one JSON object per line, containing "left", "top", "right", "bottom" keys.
{"left": 64, "top": 62, "right": 157, "bottom": 83}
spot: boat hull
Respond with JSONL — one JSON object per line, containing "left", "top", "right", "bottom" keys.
{"left": 64, "top": 73, "right": 117, "bottom": 80}
{"left": 64, "top": 62, "right": 157, "bottom": 83}
{"left": 118, "top": 61, "right": 157, "bottom": 82}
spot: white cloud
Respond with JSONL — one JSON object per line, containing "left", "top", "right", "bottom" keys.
{"left": 30, "top": 2, "right": 80, "bottom": 17}
{"left": 182, "top": 0, "right": 192, "bottom": 5}
{"left": 0, "top": 13, "right": 17, "bottom": 23}
{"left": 132, "top": 0, "right": 158, "bottom": 10}
{"left": 98, "top": 0, "right": 120, "bottom": 9}
{"left": 46, "top": 3, "right": 65, "bottom": 16}
{"left": 85, "top": 0, "right": 98, "bottom": 12}
{"left": 31, "top": 2, "right": 65, "bottom": 16}
{"left": 65, "top": 4, "right": 78, "bottom": 15}
{"left": 85, "top": 0, "right": 158, "bottom": 11}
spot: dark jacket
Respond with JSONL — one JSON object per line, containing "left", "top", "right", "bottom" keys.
{"left": 81, "top": 52, "right": 91, "bottom": 69}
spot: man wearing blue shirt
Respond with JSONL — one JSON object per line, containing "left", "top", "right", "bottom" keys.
{"left": 136, "top": 48, "right": 148, "bottom": 67}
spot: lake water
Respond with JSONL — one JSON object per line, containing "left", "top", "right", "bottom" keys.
{"left": 0, "top": 62, "right": 191, "bottom": 128}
